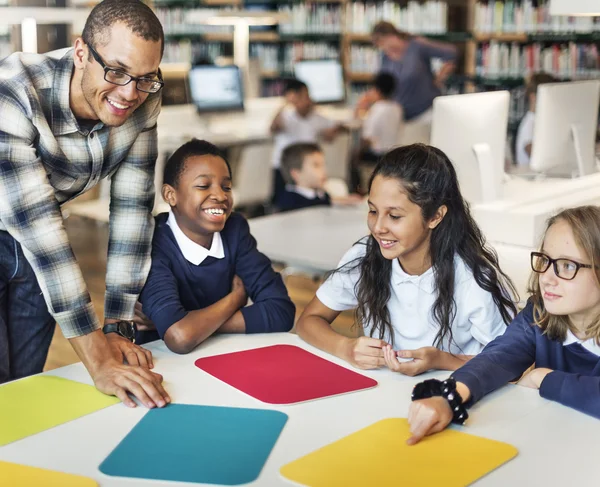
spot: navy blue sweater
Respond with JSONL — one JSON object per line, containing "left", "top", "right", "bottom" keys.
{"left": 275, "top": 188, "right": 331, "bottom": 213}
{"left": 452, "top": 302, "right": 600, "bottom": 419}
{"left": 138, "top": 212, "right": 295, "bottom": 344}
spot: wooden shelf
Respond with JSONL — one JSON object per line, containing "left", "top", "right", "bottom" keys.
{"left": 474, "top": 32, "right": 529, "bottom": 43}
{"left": 260, "top": 70, "right": 280, "bottom": 79}
{"left": 346, "top": 72, "right": 373, "bottom": 83}
{"left": 473, "top": 32, "right": 600, "bottom": 43}
{"left": 345, "top": 32, "right": 471, "bottom": 43}
{"left": 165, "top": 32, "right": 280, "bottom": 42}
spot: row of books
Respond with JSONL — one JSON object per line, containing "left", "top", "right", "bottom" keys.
{"left": 278, "top": 5, "right": 342, "bottom": 35}
{"left": 474, "top": 0, "right": 600, "bottom": 34}
{"left": 163, "top": 40, "right": 226, "bottom": 65}
{"left": 345, "top": 1, "right": 448, "bottom": 35}
{"left": 155, "top": 8, "right": 233, "bottom": 35}
{"left": 250, "top": 42, "right": 340, "bottom": 75}
{"left": 348, "top": 45, "right": 380, "bottom": 73}
{"left": 476, "top": 41, "right": 600, "bottom": 79}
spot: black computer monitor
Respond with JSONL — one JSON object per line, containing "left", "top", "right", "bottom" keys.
{"left": 188, "top": 65, "right": 244, "bottom": 113}
{"left": 294, "top": 59, "right": 345, "bottom": 104}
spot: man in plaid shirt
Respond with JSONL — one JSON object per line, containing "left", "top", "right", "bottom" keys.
{"left": 0, "top": 0, "right": 170, "bottom": 408}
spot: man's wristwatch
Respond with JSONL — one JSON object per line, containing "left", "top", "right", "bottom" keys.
{"left": 102, "top": 320, "right": 137, "bottom": 343}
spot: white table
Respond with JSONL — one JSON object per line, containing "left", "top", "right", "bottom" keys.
{"left": 249, "top": 206, "right": 368, "bottom": 274}
{"left": 1, "top": 333, "right": 598, "bottom": 486}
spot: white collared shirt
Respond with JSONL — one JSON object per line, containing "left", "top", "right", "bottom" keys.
{"left": 285, "top": 184, "right": 327, "bottom": 200}
{"left": 167, "top": 210, "right": 225, "bottom": 266}
{"left": 272, "top": 107, "right": 336, "bottom": 168}
{"left": 316, "top": 241, "right": 507, "bottom": 353}
{"left": 563, "top": 330, "right": 600, "bottom": 357}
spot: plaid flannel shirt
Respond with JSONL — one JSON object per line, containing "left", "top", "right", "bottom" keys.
{"left": 0, "top": 49, "right": 161, "bottom": 338}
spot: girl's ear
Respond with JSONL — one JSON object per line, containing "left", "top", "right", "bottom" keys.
{"left": 162, "top": 184, "right": 177, "bottom": 207}
{"left": 428, "top": 205, "right": 448, "bottom": 230}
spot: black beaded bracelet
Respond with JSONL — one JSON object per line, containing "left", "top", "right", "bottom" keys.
{"left": 411, "top": 377, "right": 469, "bottom": 425}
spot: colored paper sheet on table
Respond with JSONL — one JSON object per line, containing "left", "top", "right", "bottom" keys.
{"left": 280, "top": 418, "right": 518, "bottom": 487}
{"left": 99, "top": 404, "right": 288, "bottom": 485}
{"left": 0, "top": 461, "right": 98, "bottom": 487}
{"left": 194, "top": 344, "right": 377, "bottom": 404}
{"left": 0, "top": 375, "right": 119, "bottom": 446}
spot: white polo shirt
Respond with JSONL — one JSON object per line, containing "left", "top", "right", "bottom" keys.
{"left": 272, "top": 107, "right": 336, "bottom": 169}
{"left": 362, "top": 99, "right": 403, "bottom": 154}
{"left": 316, "top": 241, "right": 508, "bottom": 354}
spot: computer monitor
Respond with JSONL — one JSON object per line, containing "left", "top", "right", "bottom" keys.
{"left": 530, "top": 80, "right": 600, "bottom": 178}
{"left": 294, "top": 59, "right": 345, "bottom": 104}
{"left": 431, "top": 91, "right": 510, "bottom": 204}
{"left": 188, "top": 65, "right": 244, "bottom": 113}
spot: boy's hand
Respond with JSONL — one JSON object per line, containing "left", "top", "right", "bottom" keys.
{"left": 232, "top": 275, "right": 248, "bottom": 308}
{"left": 342, "top": 336, "right": 387, "bottom": 369}
{"left": 133, "top": 301, "right": 156, "bottom": 331}
{"left": 407, "top": 397, "right": 453, "bottom": 445}
{"left": 383, "top": 346, "right": 440, "bottom": 376}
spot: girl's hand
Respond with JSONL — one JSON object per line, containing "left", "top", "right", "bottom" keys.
{"left": 343, "top": 336, "right": 388, "bottom": 369}
{"left": 383, "top": 346, "right": 440, "bottom": 376}
{"left": 517, "top": 368, "right": 553, "bottom": 389}
{"left": 407, "top": 397, "right": 453, "bottom": 445}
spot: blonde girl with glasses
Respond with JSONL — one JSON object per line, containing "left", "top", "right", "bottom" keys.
{"left": 406, "top": 206, "right": 600, "bottom": 444}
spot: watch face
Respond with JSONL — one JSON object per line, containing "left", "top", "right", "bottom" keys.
{"left": 118, "top": 321, "right": 135, "bottom": 341}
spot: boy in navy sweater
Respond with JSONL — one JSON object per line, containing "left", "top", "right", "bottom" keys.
{"left": 406, "top": 206, "right": 600, "bottom": 444}
{"left": 138, "top": 139, "right": 295, "bottom": 353}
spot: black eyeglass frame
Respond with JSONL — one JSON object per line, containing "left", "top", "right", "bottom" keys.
{"left": 530, "top": 251, "right": 596, "bottom": 281}
{"left": 88, "top": 44, "right": 164, "bottom": 94}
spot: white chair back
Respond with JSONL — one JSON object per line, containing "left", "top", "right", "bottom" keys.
{"left": 232, "top": 142, "right": 274, "bottom": 208}
{"left": 320, "top": 132, "right": 351, "bottom": 181}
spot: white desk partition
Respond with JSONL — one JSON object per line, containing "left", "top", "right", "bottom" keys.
{"left": 1, "top": 333, "right": 598, "bottom": 486}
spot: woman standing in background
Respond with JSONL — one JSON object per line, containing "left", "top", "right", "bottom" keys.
{"left": 367, "top": 21, "right": 458, "bottom": 145}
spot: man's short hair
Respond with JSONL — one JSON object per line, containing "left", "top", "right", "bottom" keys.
{"left": 283, "top": 78, "right": 308, "bottom": 95}
{"left": 373, "top": 72, "right": 396, "bottom": 98}
{"left": 82, "top": 0, "right": 164, "bottom": 56}
{"left": 526, "top": 72, "right": 558, "bottom": 97}
{"left": 280, "top": 142, "right": 322, "bottom": 185}
{"left": 163, "top": 139, "right": 231, "bottom": 188}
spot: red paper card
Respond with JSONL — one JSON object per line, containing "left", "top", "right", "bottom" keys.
{"left": 195, "top": 344, "right": 377, "bottom": 404}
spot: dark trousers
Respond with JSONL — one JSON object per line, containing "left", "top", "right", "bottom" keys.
{"left": 0, "top": 231, "right": 55, "bottom": 384}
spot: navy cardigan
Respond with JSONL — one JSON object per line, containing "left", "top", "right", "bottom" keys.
{"left": 452, "top": 302, "right": 600, "bottom": 418}
{"left": 138, "top": 212, "right": 295, "bottom": 343}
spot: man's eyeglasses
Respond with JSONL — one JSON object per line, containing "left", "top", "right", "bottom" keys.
{"left": 88, "top": 45, "right": 163, "bottom": 94}
{"left": 530, "top": 251, "right": 596, "bottom": 281}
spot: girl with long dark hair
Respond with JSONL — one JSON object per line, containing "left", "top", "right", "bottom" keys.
{"left": 296, "top": 144, "right": 518, "bottom": 375}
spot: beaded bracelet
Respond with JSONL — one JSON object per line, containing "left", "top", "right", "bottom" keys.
{"left": 411, "top": 377, "right": 469, "bottom": 425}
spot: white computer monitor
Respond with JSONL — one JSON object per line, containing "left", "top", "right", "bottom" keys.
{"left": 294, "top": 59, "right": 345, "bottom": 104}
{"left": 431, "top": 91, "right": 510, "bottom": 204}
{"left": 188, "top": 65, "right": 244, "bottom": 113}
{"left": 530, "top": 80, "right": 600, "bottom": 178}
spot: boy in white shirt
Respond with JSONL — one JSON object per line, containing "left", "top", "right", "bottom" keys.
{"left": 515, "top": 73, "right": 557, "bottom": 166}
{"left": 357, "top": 72, "right": 403, "bottom": 160}
{"left": 270, "top": 79, "right": 342, "bottom": 201}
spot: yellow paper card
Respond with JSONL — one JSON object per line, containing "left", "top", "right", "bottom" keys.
{"left": 280, "top": 418, "right": 517, "bottom": 487}
{"left": 0, "top": 461, "right": 98, "bottom": 487}
{"left": 0, "top": 375, "right": 119, "bottom": 446}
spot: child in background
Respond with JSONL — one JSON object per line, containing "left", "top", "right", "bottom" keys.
{"left": 138, "top": 139, "right": 295, "bottom": 353}
{"left": 407, "top": 206, "right": 600, "bottom": 444}
{"left": 275, "top": 142, "right": 362, "bottom": 213}
{"left": 355, "top": 72, "right": 404, "bottom": 162}
{"left": 270, "top": 79, "right": 342, "bottom": 200}
{"left": 296, "top": 144, "right": 518, "bottom": 374}
{"left": 515, "top": 72, "right": 558, "bottom": 166}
